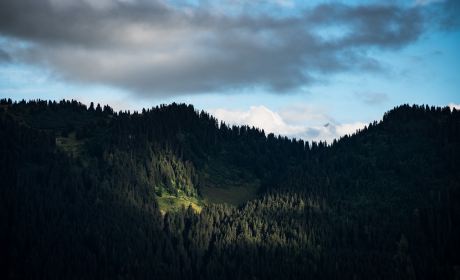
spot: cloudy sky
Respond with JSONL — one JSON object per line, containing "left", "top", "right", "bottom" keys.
{"left": 1, "top": 0, "right": 459, "bottom": 143}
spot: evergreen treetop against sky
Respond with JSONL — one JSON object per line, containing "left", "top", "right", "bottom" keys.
{"left": 1, "top": 100, "right": 459, "bottom": 279}
{"left": 1, "top": 0, "right": 459, "bottom": 143}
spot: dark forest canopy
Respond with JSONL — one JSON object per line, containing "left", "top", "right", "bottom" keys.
{"left": 0, "top": 98, "right": 459, "bottom": 280}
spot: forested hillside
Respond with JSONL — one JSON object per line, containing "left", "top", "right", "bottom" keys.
{"left": 1, "top": 98, "right": 459, "bottom": 279}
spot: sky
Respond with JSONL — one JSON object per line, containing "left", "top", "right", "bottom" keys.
{"left": 1, "top": 0, "right": 459, "bottom": 143}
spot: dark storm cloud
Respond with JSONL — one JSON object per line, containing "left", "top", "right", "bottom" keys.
{"left": 305, "top": 3, "right": 424, "bottom": 49}
{"left": 0, "top": 0, "right": 176, "bottom": 48}
{"left": 0, "top": 0, "right": 452, "bottom": 97}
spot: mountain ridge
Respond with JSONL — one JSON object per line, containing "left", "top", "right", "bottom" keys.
{"left": 0, "top": 98, "right": 459, "bottom": 279}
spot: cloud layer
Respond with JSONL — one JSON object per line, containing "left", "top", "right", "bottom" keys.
{"left": 1, "top": 0, "right": 456, "bottom": 97}
{"left": 449, "top": 103, "right": 460, "bottom": 111}
{"left": 208, "top": 105, "right": 367, "bottom": 143}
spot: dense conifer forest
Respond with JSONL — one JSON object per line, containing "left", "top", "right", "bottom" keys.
{"left": 1, "top": 98, "right": 459, "bottom": 279}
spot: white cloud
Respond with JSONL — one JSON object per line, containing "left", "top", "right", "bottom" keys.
{"left": 209, "top": 105, "right": 287, "bottom": 133}
{"left": 335, "top": 122, "right": 368, "bottom": 137}
{"left": 277, "top": 103, "right": 333, "bottom": 125}
{"left": 449, "top": 102, "right": 460, "bottom": 111}
{"left": 207, "top": 105, "right": 367, "bottom": 144}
